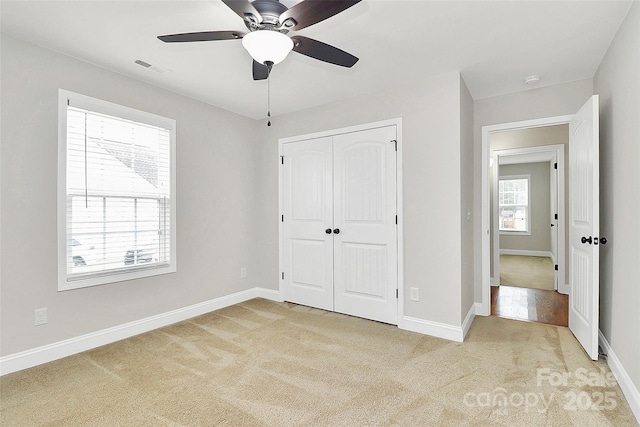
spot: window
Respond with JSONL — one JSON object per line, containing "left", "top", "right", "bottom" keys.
{"left": 498, "top": 175, "right": 530, "bottom": 234}
{"left": 58, "top": 90, "right": 176, "bottom": 290}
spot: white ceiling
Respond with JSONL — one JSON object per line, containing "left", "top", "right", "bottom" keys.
{"left": 0, "top": 1, "right": 632, "bottom": 120}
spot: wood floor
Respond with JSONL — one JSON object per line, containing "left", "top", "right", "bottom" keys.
{"left": 491, "top": 285, "right": 568, "bottom": 327}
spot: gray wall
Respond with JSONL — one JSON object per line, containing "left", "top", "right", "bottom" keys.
{"left": 0, "top": 35, "right": 262, "bottom": 356}
{"left": 594, "top": 1, "right": 640, "bottom": 396}
{"left": 491, "top": 125, "right": 568, "bottom": 150}
{"left": 254, "top": 72, "right": 467, "bottom": 327}
{"left": 473, "top": 79, "right": 593, "bottom": 302}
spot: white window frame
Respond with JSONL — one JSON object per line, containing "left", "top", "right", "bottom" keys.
{"left": 498, "top": 174, "right": 531, "bottom": 235}
{"left": 57, "top": 89, "right": 176, "bottom": 291}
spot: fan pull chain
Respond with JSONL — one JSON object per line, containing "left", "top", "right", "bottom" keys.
{"left": 265, "top": 61, "right": 273, "bottom": 127}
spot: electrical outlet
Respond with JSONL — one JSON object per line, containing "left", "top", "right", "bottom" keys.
{"left": 240, "top": 268, "right": 247, "bottom": 279}
{"left": 35, "top": 308, "right": 47, "bottom": 326}
{"left": 410, "top": 287, "right": 419, "bottom": 302}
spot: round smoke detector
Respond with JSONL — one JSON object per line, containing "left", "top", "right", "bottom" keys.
{"left": 524, "top": 75, "right": 541, "bottom": 85}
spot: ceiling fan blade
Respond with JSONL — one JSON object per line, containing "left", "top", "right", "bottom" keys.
{"left": 221, "top": 0, "right": 263, "bottom": 24}
{"left": 279, "top": 0, "right": 361, "bottom": 31}
{"left": 158, "top": 31, "right": 245, "bottom": 43}
{"left": 291, "top": 36, "right": 358, "bottom": 67}
{"left": 253, "top": 60, "right": 269, "bottom": 80}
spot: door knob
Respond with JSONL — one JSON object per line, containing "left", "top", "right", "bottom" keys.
{"left": 581, "top": 236, "right": 593, "bottom": 244}
{"left": 325, "top": 228, "right": 332, "bottom": 234}
{"left": 599, "top": 237, "right": 608, "bottom": 245}
{"left": 333, "top": 228, "right": 340, "bottom": 234}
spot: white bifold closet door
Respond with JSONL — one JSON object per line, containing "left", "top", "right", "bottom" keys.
{"left": 282, "top": 136, "right": 335, "bottom": 312}
{"left": 282, "top": 125, "right": 398, "bottom": 324}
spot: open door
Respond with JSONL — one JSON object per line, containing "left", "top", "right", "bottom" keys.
{"left": 568, "top": 95, "right": 599, "bottom": 360}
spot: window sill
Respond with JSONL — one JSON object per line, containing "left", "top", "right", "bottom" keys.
{"left": 58, "top": 263, "right": 176, "bottom": 291}
{"left": 499, "top": 230, "right": 532, "bottom": 236}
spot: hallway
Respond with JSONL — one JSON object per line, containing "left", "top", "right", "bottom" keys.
{"left": 491, "top": 285, "right": 568, "bottom": 327}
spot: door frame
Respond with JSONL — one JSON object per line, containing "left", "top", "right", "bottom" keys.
{"left": 479, "top": 115, "right": 572, "bottom": 315}
{"left": 492, "top": 145, "right": 566, "bottom": 293}
{"left": 278, "top": 117, "right": 404, "bottom": 319}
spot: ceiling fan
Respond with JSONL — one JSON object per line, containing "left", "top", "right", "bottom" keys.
{"left": 158, "top": 0, "right": 362, "bottom": 80}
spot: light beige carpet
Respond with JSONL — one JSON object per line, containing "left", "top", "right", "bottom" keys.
{"left": 1, "top": 299, "right": 637, "bottom": 426}
{"left": 500, "top": 255, "right": 555, "bottom": 290}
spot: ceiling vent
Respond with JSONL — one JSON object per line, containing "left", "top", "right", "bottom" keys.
{"left": 134, "top": 59, "right": 152, "bottom": 68}
{"left": 134, "top": 59, "right": 166, "bottom": 73}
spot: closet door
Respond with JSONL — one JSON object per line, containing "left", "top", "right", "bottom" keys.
{"left": 333, "top": 126, "right": 398, "bottom": 324}
{"left": 282, "top": 137, "right": 334, "bottom": 311}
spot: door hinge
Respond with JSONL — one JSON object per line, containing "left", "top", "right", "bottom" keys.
{"left": 554, "top": 162, "right": 558, "bottom": 170}
{"left": 554, "top": 213, "right": 558, "bottom": 220}
{"left": 282, "top": 272, "right": 284, "bottom": 280}
{"left": 280, "top": 156, "right": 284, "bottom": 165}
{"left": 392, "top": 139, "right": 397, "bottom": 151}
{"left": 281, "top": 214, "right": 284, "bottom": 222}
{"left": 395, "top": 215, "right": 398, "bottom": 225}
{"left": 554, "top": 264, "right": 558, "bottom": 271}
{"left": 396, "top": 289, "right": 398, "bottom": 299}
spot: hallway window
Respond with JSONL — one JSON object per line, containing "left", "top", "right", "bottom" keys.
{"left": 499, "top": 175, "right": 530, "bottom": 233}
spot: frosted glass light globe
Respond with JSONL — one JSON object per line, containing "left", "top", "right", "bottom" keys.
{"left": 242, "top": 30, "right": 294, "bottom": 65}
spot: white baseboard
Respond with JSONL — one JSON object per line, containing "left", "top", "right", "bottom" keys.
{"left": 475, "top": 301, "right": 489, "bottom": 317}
{"left": 599, "top": 330, "right": 640, "bottom": 423}
{"left": 399, "top": 316, "right": 463, "bottom": 342}
{"left": 254, "top": 287, "right": 283, "bottom": 302}
{"left": 462, "top": 304, "right": 475, "bottom": 339}
{"left": 499, "top": 249, "right": 553, "bottom": 258}
{"left": 558, "top": 283, "right": 570, "bottom": 295}
{"left": 0, "top": 287, "right": 281, "bottom": 377}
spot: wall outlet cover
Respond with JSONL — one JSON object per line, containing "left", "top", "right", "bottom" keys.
{"left": 35, "top": 308, "right": 47, "bottom": 326}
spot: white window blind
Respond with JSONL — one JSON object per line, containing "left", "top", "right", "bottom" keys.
{"left": 59, "top": 90, "right": 176, "bottom": 290}
{"left": 498, "top": 176, "right": 530, "bottom": 233}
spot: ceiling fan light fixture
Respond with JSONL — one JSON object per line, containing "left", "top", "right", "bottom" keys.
{"left": 242, "top": 30, "right": 293, "bottom": 65}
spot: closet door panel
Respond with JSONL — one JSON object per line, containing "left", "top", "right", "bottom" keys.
{"left": 282, "top": 137, "right": 334, "bottom": 311}
{"left": 333, "top": 126, "right": 398, "bottom": 324}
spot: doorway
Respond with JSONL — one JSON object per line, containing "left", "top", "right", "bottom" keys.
{"left": 480, "top": 115, "right": 573, "bottom": 318}
{"left": 490, "top": 132, "right": 568, "bottom": 327}
{"left": 492, "top": 141, "right": 566, "bottom": 291}
{"left": 481, "top": 95, "right": 601, "bottom": 360}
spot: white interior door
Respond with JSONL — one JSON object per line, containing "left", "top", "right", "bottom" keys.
{"left": 333, "top": 126, "right": 398, "bottom": 324}
{"left": 568, "top": 95, "right": 599, "bottom": 360}
{"left": 282, "top": 137, "right": 334, "bottom": 311}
